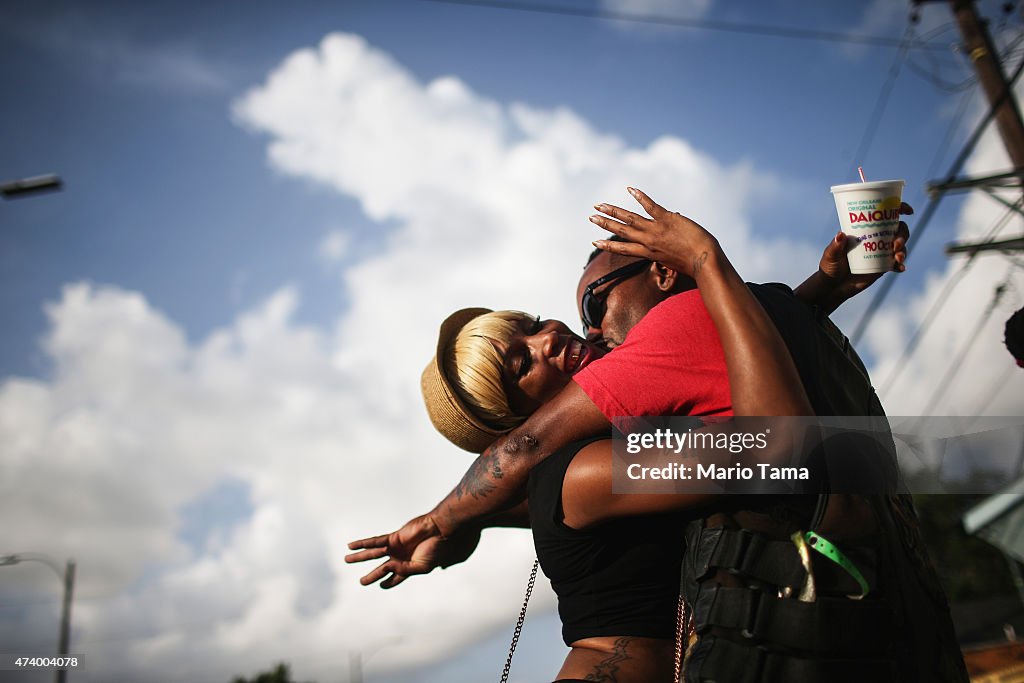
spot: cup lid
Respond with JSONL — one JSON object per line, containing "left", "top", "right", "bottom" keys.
{"left": 830, "top": 179, "right": 905, "bottom": 194}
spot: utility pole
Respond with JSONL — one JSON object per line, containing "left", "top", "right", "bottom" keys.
{"left": 951, "top": 0, "right": 1024, "bottom": 169}
{"left": 56, "top": 560, "right": 75, "bottom": 683}
{"left": 348, "top": 651, "right": 362, "bottom": 683}
{"left": 943, "top": 1, "right": 1024, "bottom": 251}
{"left": 0, "top": 554, "right": 76, "bottom": 683}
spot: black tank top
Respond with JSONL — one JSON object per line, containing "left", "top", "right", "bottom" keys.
{"left": 527, "top": 437, "right": 687, "bottom": 645}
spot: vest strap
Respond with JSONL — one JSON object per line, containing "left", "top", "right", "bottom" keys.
{"left": 686, "top": 635, "right": 899, "bottom": 683}
{"left": 692, "top": 584, "right": 894, "bottom": 656}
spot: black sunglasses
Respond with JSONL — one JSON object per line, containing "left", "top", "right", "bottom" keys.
{"left": 580, "top": 259, "right": 652, "bottom": 333}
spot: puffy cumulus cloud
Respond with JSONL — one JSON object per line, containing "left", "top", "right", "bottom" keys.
{"left": 0, "top": 281, "right": 545, "bottom": 682}
{"left": 869, "top": 84, "right": 1024, "bottom": 433}
{"left": 234, "top": 34, "right": 801, "bottom": 392}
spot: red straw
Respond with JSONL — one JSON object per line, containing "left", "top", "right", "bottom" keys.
{"left": 858, "top": 166, "right": 867, "bottom": 183}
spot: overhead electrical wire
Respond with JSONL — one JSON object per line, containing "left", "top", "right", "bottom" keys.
{"left": 416, "top": 0, "right": 952, "bottom": 51}
{"left": 845, "top": 21, "right": 916, "bottom": 187}
{"left": 878, "top": 198, "right": 1023, "bottom": 398}
{"left": 916, "top": 268, "right": 1013, "bottom": 418}
{"left": 927, "top": 87, "right": 977, "bottom": 179}
{"left": 968, "top": 358, "right": 1017, "bottom": 419}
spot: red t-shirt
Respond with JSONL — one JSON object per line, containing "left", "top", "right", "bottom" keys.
{"left": 572, "top": 290, "right": 732, "bottom": 419}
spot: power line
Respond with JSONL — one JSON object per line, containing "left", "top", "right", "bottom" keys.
{"left": 416, "top": 0, "right": 952, "bottom": 51}
{"left": 905, "top": 54, "right": 977, "bottom": 91}
{"left": 878, "top": 198, "right": 1023, "bottom": 397}
{"left": 850, "top": 50, "right": 1024, "bottom": 345}
{"left": 847, "top": 21, "right": 916, "bottom": 183}
{"left": 904, "top": 21, "right": 977, "bottom": 92}
{"left": 969, "top": 360, "right": 1018, "bottom": 419}
{"left": 878, "top": 261, "right": 974, "bottom": 398}
{"left": 917, "top": 270, "right": 1013, "bottom": 418}
{"left": 927, "top": 87, "right": 976, "bottom": 178}
{"left": 901, "top": 21, "right": 1024, "bottom": 92}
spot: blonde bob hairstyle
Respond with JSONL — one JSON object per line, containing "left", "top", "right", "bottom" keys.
{"left": 445, "top": 309, "right": 537, "bottom": 432}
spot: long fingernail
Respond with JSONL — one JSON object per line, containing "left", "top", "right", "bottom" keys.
{"left": 589, "top": 215, "right": 600, "bottom": 224}
{"left": 594, "top": 203, "right": 605, "bottom": 211}
{"left": 593, "top": 240, "right": 605, "bottom": 248}
{"left": 627, "top": 187, "right": 638, "bottom": 196}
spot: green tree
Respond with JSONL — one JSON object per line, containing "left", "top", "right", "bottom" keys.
{"left": 231, "top": 662, "right": 315, "bottom": 683}
{"left": 913, "top": 493, "right": 1015, "bottom": 601}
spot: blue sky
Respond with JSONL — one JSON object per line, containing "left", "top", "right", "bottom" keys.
{"left": 2, "top": 0, "right": 983, "bottom": 379}
{"left": 2, "top": 1, "right": 1023, "bottom": 681}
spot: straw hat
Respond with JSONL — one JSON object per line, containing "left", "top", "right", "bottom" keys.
{"left": 421, "top": 307, "right": 508, "bottom": 453}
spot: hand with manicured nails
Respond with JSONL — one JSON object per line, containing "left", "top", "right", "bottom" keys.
{"left": 589, "top": 187, "right": 720, "bottom": 281}
{"left": 791, "top": 201, "right": 911, "bottom": 313}
{"left": 820, "top": 201, "right": 912, "bottom": 289}
{"left": 590, "top": 188, "right": 911, "bottom": 315}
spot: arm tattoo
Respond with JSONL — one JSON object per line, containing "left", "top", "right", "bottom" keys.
{"left": 584, "top": 637, "right": 633, "bottom": 683}
{"left": 452, "top": 444, "right": 502, "bottom": 502}
{"left": 692, "top": 251, "right": 708, "bottom": 277}
{"left": 451, "top": 430, "right": 542, "bottom": 501}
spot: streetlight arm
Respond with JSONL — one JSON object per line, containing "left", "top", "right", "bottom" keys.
{"left": 0, "top": 552, "right": 76, "bottom": 682}
{"left": 0, "top": 553, "right": 65, "bottom": 580}
{"left": 0, "top": 174, "right": 62, "bottom": 198}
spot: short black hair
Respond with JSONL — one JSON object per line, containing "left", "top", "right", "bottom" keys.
{"left": 1005, "top": 306, "right": 1024, "bottom": 363}
{"left": 584, "top": 234, "right": 629, "bottom": 268}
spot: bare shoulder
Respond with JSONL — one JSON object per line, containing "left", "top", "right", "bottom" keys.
{"left": 561, "top": 439, "right": 614, "bottom": 530}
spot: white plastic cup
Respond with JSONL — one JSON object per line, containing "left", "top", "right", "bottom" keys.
{"left": 830, "top": 179, "right": 905, "bottom": 274}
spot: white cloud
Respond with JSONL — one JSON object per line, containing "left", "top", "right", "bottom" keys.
{"left": 7, "top": 27, "right": 1019, "bottom": 683}
{"left": 0, "top": 281, "right": 546, "bottom": 681}
{"left": 600, "top": 0, "right": 712, "bottom": 17}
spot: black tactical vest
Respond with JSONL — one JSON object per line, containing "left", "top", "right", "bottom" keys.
{"left": 678, "top": 285, "right": 969, "bottom": 683}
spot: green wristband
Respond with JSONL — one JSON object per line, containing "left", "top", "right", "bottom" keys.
{"left": 804, "top": 531, "right": 869, "bottom": 599}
